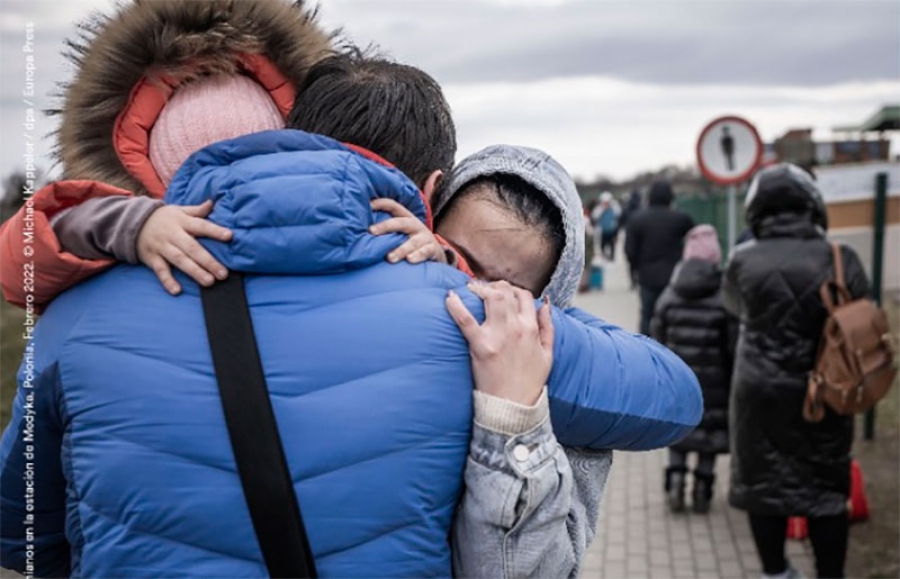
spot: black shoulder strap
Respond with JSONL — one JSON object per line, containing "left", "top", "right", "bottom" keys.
{"left": 201, "top": 273, "right": 317, "bottom": 578}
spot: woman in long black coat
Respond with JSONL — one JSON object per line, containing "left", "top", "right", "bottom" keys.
{"left": 724, "top": 164, "right": 869, "bottom": 579}
{"left": 652, "top": 224, "right": 737, "bottom": 514}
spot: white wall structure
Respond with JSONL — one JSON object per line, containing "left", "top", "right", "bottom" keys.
{"left": 816, "top": 161, "right": 900, "bottom": 292}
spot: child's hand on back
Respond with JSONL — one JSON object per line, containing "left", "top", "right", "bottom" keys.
{"left": 136, "top": 200, "right": 233, "bottom": 295}
{"left": 369, "top": 198, "right": 447, "bottom": 265}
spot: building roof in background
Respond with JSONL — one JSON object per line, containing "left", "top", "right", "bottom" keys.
{"left": 834, "top": 105, "right": 900, "bottom": 132}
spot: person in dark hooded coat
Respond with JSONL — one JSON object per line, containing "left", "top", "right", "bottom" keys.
{"left": 625, "top": 180, "right": 695, "bottom": 334}
{"left": 619, "top": 189, "right": 643, "bottom": 229}
{"left": 652, "top": 224, "right": 737, "bottom": 515}
{"left": 724, "top": 163, "right": 870, "bottom": 579}
{"left": 620, "top": 189, "right": 643, "bottom": 287}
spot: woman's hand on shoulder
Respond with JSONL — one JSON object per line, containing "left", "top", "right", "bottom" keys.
{"left": 446, "top": 281, "right": 553, "bottom": 406}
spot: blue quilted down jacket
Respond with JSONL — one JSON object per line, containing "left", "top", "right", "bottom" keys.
{"left": 0, "top": 130, "right": 701, "bottom": 577}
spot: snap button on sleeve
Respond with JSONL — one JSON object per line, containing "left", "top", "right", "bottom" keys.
{"left": 512, "top": 444, "right": 530, "bottom": 462}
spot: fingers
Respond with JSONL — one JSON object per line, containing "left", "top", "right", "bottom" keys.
{"left": 180, "top": 199, "right": 214, "bottom": 218}
{"left": 175, "top": 202, "right": 232, "bottom": 242}
{"left": 174, "top": 232, "right": 229, "bottom": 281}
{"left": 510, "top": 286, "right": 540, "bottom": 343}
{"left": 165, "top": 245, "right": 216, "bottom": 287}
{"left": 148, "top": 236, "right": 227, "bottom": 292}
{"left": 386, "top": 238, "right": 417, "bottom": 264}
{"left": 136, "top": 203, "right": 233, "bottom": 291}
{"left": 405, "top": 243, "right": 444, "bottom": 265}
{"left": 384, "top": 232, "right": 444, "bottom": 264}
{"left": 537, "top": 296, "right": 555, "bottom": 353}
{"left": 185, "top": 217, "right": 233, "bottom": 243}
{"left": 511, "top": 286, "right": 533, "bottom": 317}
{"left": 371, "top": 198, "right": 414, "bottom": 219}
{"left": 370, "top": 200, "right": 426, "bottom": 238}
{"left": 147, "top": 255, "right": 181, "bottom": 295}
{"left": 446, "top": 290, "right": 482, "bottom": 343}
{"left": 369, "top": 216, "right": 421, "bottom": 237}
{"left": 465, "top": 282, "right": 490, "bottom": 301}
{"left": 469, "top": 281, "right": 514, "bottom": 327}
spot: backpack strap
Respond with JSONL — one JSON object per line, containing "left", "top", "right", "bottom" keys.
{"left": 201, "top": 274, "right": 317, "bottom": 578}
{"left": 832, "top": 242, "right": 845, "bottom": 288}
{"left": 820, "top": 243, "right": 852, "bottom": 313}
{"left": 808, "top": 243, "right": 845, "bottom": 422}
{"left": 803, "top": 373, "right": 825, "bottom": 423}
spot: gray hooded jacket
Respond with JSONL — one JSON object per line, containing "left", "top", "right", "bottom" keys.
{"left": 440, "top": 145, "right": 611, "bottom": 578}
{"left": 434, "top": 144, "right": 586, "bottom": 309}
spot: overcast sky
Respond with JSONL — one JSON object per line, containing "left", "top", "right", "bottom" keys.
{"left": 1, "top": 0, "right": 898, "bottom": 183}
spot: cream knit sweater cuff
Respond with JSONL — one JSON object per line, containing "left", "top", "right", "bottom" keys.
{"left": 472, "top": 387, "right": 550, "bottom": 436}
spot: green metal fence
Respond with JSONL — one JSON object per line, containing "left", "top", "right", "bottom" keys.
{"left": 676, "top": 192, "right": 747, "bottom": 254}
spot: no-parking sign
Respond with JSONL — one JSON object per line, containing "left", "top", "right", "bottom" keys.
{"left": 696, "top": 116, "right": 763, "bottom": 185}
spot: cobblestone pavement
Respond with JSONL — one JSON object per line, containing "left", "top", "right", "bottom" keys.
{"left": 572, "top": 255, "right": 815, "bottom": 579}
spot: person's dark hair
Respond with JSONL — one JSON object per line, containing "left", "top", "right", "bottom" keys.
{"left": 287, "top": 48, "right": 456, "bottom": 187}
{"left": 438, "top": 173, "right": 566, "bottom": 266}
{"left": 648, "top": 180, "right": 674, "bottom": 207}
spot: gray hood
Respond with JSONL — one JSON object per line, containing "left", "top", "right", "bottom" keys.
{"left": 434, "top": 145, "right": 585, "bottom": 307}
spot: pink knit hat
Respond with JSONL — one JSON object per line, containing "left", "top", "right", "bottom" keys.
{"left": 148, "top": 74, "right": 285, "bottom": 185}
{"left": 683, "top": 224, "right": 722, "bottom": 264}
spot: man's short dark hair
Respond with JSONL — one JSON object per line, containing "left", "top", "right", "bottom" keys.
{"left": 287, "top": 48, "right": 456, "bottom": 187}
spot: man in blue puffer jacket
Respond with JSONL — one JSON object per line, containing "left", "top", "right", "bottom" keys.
{"left": 0, "top": 63, "right": 701, "bottom": 578}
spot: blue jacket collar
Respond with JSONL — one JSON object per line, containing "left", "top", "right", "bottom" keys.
{"left": 164, "top": 129, "right": 426, "bottom": 275}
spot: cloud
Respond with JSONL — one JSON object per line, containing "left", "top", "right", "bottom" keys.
{"left": 445, "top": 77, "right": 900, "bottom": 180}
{"left": 0, "top": 0, "right": 897, "bottom": 182}
{"left": 319, "top": 0, "right": 900, "bottom": 86}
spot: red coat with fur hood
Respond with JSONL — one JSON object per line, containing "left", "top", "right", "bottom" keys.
{"left": 0, "top": 0, "right": 332, "bottom": 310}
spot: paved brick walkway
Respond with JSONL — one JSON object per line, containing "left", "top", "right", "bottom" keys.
{"left": 572, "top": 252, "right": 815, "bottom": 579}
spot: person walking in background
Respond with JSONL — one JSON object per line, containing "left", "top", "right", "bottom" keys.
{"left": 620, "top": 188, "right": 643, "bottom": 228}
{"left": 625, "top": 180, "right": 695, "bottom": 335}
{"left": 620, "top": 188, "right": 643, "bottom": 288}
{"left": 652, "top": 224, "right": 737, "bottom": 514}
{"left": 592, "top": 192, "right": 620, "bottom": 261}
{"left": 725, "top": 164, "right": 870, "bottom": 579}
{"left": 580, "top": 206, "right": 596, "bottom": 292}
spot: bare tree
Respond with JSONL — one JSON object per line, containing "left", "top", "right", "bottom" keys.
{"left": 1, "top": 168, "right": 44, "bottom": 223}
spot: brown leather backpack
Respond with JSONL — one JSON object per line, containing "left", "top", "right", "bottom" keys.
{"left": 803, "top": 243, "right": 897, "bottom": 423}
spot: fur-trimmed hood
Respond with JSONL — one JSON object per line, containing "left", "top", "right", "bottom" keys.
{"left": 51, "top": 0, "right": 334, "bottom": 196}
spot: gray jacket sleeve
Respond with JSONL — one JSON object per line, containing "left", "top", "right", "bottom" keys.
{"left": 51, "top": 196, "right": 163, "bottom": 263}
{"left": 452, "top": 391, "right": 611, "bottom": 578}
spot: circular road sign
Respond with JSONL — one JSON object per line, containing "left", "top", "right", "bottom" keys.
{"left": 696, "top": 116, "right": 763, "bottom": 185}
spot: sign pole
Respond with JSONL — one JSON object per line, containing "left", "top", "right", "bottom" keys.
{"left": 727, "top": 184, "right": 737, "bottom": 251}
{"left": 864, "top": 171, "right": 888, "bottom": 441}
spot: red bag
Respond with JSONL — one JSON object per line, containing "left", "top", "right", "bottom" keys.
{"left": 847, "top": 459, "right": 870, "bottom": 522}
{"left": 786, "top": 460, "right": 869, "bottom": 540}
{"left": 786, "top": 516, "right": 808, "bottom": 540}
